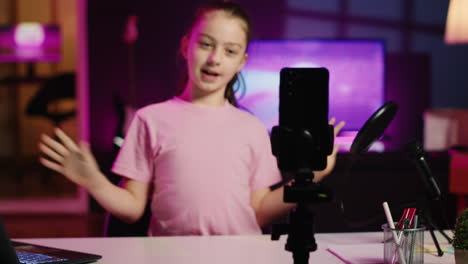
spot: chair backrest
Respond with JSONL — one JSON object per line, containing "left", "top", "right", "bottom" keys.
{"left": 103, "top": 201, "right": 152, "bottom": 237}
{"left": 26, "top": 72, "right": 76, "bottom": 125}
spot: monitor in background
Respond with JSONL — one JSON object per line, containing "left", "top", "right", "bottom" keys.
{"left": 237, "top": 39, "right": 385, "bottom": 138}
{"left": 0, "top": 23, "right": 61, "bottom": 63}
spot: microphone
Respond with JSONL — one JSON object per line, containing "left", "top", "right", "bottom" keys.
{"left": 405, "top": 140, "right": 442, "bottom": 200}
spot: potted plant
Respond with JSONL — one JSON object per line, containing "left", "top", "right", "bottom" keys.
{"left": 454, "top": 208, "right": 468, "bottom": 263}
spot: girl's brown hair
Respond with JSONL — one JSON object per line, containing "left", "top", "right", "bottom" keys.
{"left": 176, "top": 0, "right": 252, "bottom": 107}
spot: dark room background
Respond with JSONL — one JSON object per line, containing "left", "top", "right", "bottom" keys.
{"left": 87, "top": 0, "right": 468, "bottom": 217}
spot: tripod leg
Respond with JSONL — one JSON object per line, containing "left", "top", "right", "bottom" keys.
{"left": 292, "top": 251, "right": 309, "bottom": 264}
{"left": 436, "top": 227, "right": 453, "bottom": 244}
{"left": 424, "top": 210, "right": 453, "bottom": 244}
{"left": 420, "top": 200, "right": 454, "bottom": 245}
{"left": 425, "top": 218, "right": 444, "bottom": 257}
{"left": 434, "top": 200, "right": 454, "bottom": 244}
{"left": 428, "top": 227, "right": 444, "bottom": 257}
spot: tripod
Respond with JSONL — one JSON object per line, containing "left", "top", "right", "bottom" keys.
{"left": 270, "top": 67, "right": 334, "bottom": 263}
{"left": 271, "top": 169, "right": 333, "bottom": 264}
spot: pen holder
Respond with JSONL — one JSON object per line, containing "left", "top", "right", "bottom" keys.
{"left": 381, "top": 223, "right": 425, "bottom": 264}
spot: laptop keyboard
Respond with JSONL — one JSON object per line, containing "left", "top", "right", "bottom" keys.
{"left": 16, "top": 249, "right": 68, "bottom": 264}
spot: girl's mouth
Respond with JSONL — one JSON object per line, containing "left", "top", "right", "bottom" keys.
{"left": 201, "top": 69, "right": 220, "bottom": 76}
{"left": 201, "top": 69, "right": 221, "bottom": 82}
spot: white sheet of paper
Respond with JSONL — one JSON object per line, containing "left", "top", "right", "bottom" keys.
{"left": 327, "top": 243, "right": 384, "bottom": 264}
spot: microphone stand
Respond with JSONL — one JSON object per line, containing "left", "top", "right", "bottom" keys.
{"left": 405, "top": 141, "right": 454, "bottom": 256}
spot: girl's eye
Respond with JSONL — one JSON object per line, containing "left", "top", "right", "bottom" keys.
{"left": 226, "top": 49, "right": 237, "bottom": 55}
{"left": 199, "top": 41, "right": 211, "bottom": 48}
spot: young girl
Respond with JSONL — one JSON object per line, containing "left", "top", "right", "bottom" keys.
{"left": 39, "top": 0, "right": 344, "bottom": 236}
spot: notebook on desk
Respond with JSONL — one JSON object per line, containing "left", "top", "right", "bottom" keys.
{"left": 0, "top": 218, "right": 102, "bottom": 264}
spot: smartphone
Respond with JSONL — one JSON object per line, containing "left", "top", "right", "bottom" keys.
{"left": 276, "top": 67, "right": 331, "bottom": 171}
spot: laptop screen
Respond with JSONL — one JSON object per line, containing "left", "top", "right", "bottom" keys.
{"left": 0, "top": 218, "right": 101, "bottom": 264}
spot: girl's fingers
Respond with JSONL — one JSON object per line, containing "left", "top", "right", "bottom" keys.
{"left": 337, "top": 120, "right": 345, "bottom": 129}
{"left": 55, "top": 128, "right": 79, "bottom": 152}
{"left": 329, "top": 117, "right": 345, "bottom": 136}
{"left": 79, "top": 141, "right": 96, "bottom": 164}
{"left": 334, "top": 121, "right": 345, "bottom": 136}
{"left": 39, "top": 157, "right": 64, "bottom": 174}
{"left": 39, "top": 143, "right": 64, "bottom": 164}
{"left": 79, "top": 141, "right": 91, "bottom": 156}
{"left": 41, "top": 134, "right": 69, "bottom": 156}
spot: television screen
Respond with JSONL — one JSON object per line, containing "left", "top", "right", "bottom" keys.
{"left": 0, "top": 23, "right": 61, "bottom": 63}
{"left": 237, "top": 39, "right": 385, "bottom": 134}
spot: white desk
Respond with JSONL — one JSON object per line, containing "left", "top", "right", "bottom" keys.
{"left": 15, "top": 231, "right": 455, "bottom": 264}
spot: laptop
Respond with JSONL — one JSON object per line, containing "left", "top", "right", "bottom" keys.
{"left": 1, "top": 218, "right": 102, "bottom": 264}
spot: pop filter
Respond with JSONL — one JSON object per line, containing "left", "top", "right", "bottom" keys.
{"left": 350, "top": 101, "right": 398, "bottom": 154}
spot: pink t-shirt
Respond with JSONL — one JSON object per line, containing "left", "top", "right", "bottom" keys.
{"left": 111, "top": 97, "right": 282, "bottom": 236}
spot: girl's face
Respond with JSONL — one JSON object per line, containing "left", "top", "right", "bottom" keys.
{"left": 183, "top": 10, "right": 248, "bottom": 100}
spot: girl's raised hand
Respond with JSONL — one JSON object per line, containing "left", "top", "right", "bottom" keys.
{"left": 313, "top": 117, "right": 345, "bottom": 182}
{"left": 38, "top": 128, "right": 102, "bottom": 189}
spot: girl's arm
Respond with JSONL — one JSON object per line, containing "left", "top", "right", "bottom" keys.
{"left": 251, "top": 186, "right": 293, "bottom": 228}
{"left": 87, "top": 177, "right": 150, "bottom": 223}
{"left": 39, "top": 128, "right": 150, "bottom": 223}
{"left": 251, "top": 167, "right": 333, "bottom": 228}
